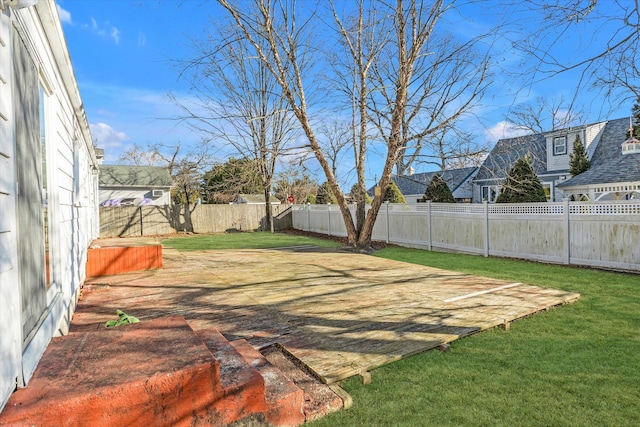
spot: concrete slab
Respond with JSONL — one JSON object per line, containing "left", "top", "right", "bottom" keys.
{"left": 0, "top": 316, "right": 225, "bottom": 426}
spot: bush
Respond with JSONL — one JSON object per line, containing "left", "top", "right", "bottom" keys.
{"left": 420, "top": 174, "right": 455, "bottom": 203}
{"left": 569, "top": 134, "right": 590, "bottom": 176}
{"left": 496, "top": 155, "right": 547, "bottom": 203}
{"left": 383, "top": 180, "right": 406, "bottom": 203}
{"left": 316, "top": 181, "right": 338, "bottom": 204}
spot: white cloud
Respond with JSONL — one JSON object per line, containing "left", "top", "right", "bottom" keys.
{"left": 484, "top": 120, "right": 530, "bottom": 142}
{"left": 82, "top": 18, "right": 120, "bottom": 45}
{"left": 110, "top": 26, "right": 120, "bottom": 44}
{"left": 90, "top": 122, "right": 128, "bottom": 149}
{"left": 138, "top": 31, "right": 147, "bottom": 47}
{"left": 57, "top": 4, "right": 72, "bottom": 24}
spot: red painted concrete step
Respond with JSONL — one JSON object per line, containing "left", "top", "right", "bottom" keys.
{"left": 194, "top": 328, "right": 269, "bottom": 424}
{"left": 261, "top": 345, "right": 345, "bottom": 423}
{"left": 231, "top": 340, "right": 306, "bottom": 427}
{"left": 0, "top": 316, "right": 225, "bottom": 426}
{"left": 86, "top": 244, "right": 162, "bottom": 278}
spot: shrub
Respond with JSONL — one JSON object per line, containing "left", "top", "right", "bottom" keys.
{"left": 420, "top": 174, "right": 455, "bottom": 203}
{"left": 496, "top": 155, "right": 547, "bottom": 203}
{"left": 569, "top": 134, "right": 590, "bottom": 176}
{"left": 383, "top": 180, "right": 406, "bottom": 203}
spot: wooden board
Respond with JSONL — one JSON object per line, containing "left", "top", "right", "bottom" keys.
{"left": 74, "top": 242, "right": 580, "bottom": 384}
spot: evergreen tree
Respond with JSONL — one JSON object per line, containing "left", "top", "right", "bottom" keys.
{"left": 569, "top": 134, "right": 590, "bottom": 176}
{"left": 420, "top": 174, "right": 455, "bottom": 203}
{"left": 383, "top": 180, "right": 406, "bottom": 203}
{"left": 496, "top": 155, "right": 547, "bottom": 203}
{"left": 315, "top": 181, "right": 338, "bottom": 204}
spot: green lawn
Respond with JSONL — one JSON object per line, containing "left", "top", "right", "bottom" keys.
{"left": 162, "top": 233, "right": 639, "bottom": 426}
{"left": 161, "top": 231, "right": 340, "bottom": 251}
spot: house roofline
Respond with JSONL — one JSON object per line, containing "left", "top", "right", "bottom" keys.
{"left": 35, "top": 0, "right": 97, "bottom": 167}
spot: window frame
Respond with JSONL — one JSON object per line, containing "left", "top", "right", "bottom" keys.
{"left": 481, "top": 185, "right": 500, "bottom": 203}
{"left": 553, "top": 136, "right": 567, "bottom": 156}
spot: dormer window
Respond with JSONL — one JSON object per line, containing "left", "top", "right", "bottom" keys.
{"left": 553, "top": 136, "right": 567, "bottom": 155}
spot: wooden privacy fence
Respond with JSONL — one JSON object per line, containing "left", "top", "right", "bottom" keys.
{"left": 100, "top": 204, "right": 292, "bottom": 238}
{"left": 292, "top": 200, "right": 640, "bottom": 272}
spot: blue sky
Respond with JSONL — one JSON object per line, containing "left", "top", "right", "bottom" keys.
{"left": 57, "top": 0, "right": 635, "bottom": 188}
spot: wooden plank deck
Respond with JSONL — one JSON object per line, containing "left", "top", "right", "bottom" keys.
{"left": 73, "top": 244, "right": 580, "bottom": 384}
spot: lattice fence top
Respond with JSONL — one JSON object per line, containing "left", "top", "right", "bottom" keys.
{"left": 295, "top": 200, "right": 640, "bottom": 216}
{"left": 569, "top": 202, "right": 640, "bottom": 215}
{"left": 489, "top": 203, "right": 565, "bottom": 215}
{"left": 430, "top": 204, "right": 485, "bottom": 214}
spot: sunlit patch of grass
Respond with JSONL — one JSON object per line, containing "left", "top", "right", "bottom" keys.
{"left": 161, "top": 231, "right": 340, "bottom": 251}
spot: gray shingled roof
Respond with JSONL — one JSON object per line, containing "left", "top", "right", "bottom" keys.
{"left": 475, "top": 134, "right": 547, "bottom": 182}
{"left": 558, "top": 117, "right": 640, "bottom": 187}
{"left": 99, "top": 165, "right": 172, "bottom": 187}
{"left": 368, "top": 167, "right": 478, "bottom": 198}
{"left": 392, "top": 167, "right": 478, "bottom": 195}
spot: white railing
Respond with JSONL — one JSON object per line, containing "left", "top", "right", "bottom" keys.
{"left": 293, "top": 200, "right": 640, "bottom": 272}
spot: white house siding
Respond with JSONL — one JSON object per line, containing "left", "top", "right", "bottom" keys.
{"left": 546, "top": 130, "right": 579, "bottom": 172}
{"left": 0, "top": 1, "right": 99, "bottom": 411}
{"left": 0, "top": 7, "right": 22, "bottom": 413}
{"left": 100, "top": 187, "right": 172, "bottom": 206}
{"left": 584, "top": 121, "right": 606, "bottom": 160}
{"left": 546, "top": 122, "right": 607, "bottom": 174}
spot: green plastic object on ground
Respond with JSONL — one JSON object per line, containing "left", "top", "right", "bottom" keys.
{"left": 105, "top": 309, "right": 140, "bottom": 328}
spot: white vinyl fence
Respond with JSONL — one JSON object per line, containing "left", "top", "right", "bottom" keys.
{"left": 293, "top": 201, "right": 640, "bottom": 272}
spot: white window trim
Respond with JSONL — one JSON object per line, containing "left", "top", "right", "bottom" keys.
{"left": 553, "top": 136, "right": 567, "bottom": 156}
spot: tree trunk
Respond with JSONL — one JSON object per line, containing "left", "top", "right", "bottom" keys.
{"left": 264, "top": 187, "right": 274, "bottom": 233}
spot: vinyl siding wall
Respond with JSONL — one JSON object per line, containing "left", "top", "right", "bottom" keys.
{"left": 0, "top": 2, "right": 99, "bottom": 410}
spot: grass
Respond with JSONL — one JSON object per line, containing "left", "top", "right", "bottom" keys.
{"left": 161, "top": 233, "right": 639, "bottom": 426}
{"left": 312, "top": 246, "right": 640, "bottom": 427}
{"left": 161, "top": 231, "right": 340, "bottom": 251}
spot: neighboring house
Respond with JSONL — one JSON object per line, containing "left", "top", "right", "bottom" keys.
{"left": 558, "top": 118, "right": 640, "bottom": 201}
{"left": 1, "top": 0, "right": 100, "bottom": 410}
{"left": 233, "top": 194, "right": 282, "bottom": 205}
{"left": 99, "top": 165, "right": 172, "bottom": 206}
{"left": 390, "top": 167, "right": 479, "bottom": 203}
{"left": 473, "top": 119, "right": 610, "bottom": 202}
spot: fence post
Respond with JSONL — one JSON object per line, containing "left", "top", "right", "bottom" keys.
{"left": 386, "top": 201, "right": 390, "bottom": 244}
{"left": 139, "top": 207, "right": 144, "bottom": 236}
{"left": 306, "top": 203, "right": 311, "bottom": 232}
{"left": 563, "top": 199, "right": 570, "bottom": 265}
{"left": 327, "top": 203, "right": 332, "bottom": 236}
{"left": 427, "top": 201, "right": 432, "bottom": 251}
{"left": 483, "top": 201, "right": 489, "bottom": 257}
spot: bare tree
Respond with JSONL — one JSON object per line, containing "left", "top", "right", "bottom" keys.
{"left": 273, "top": 165, "right": 319, "bottom": 204}
{"left": 118, "top": 143, "right": 164, "bottom": 166}
{"left": 174, "top": 18, "right": 299, "bottom": 232}
{"left": 217, "top": 0, "right": 495, "bottom": 250}
{"left": 511, "top": 1, "right": 640, "bottom": 105}
{"left": 118, "top": 140, "right": 211, "bottom": 232}
{"left": 506, "top": 96, "right": 583, "bottom": 134}
{"left": 365, "top": 6, "right": 493, "bottom": 176}
{"left": 413, "top": 126, "right": 488, "bottom": 172}
{"left": 317, "top": 119, "right": 352, "bottom": 179}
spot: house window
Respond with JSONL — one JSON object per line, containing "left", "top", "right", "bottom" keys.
{"left": 553, "top": 136, "right": 567, "bottom": 155}
{"left": 481, "top": 185, "right": 499, "bottom": 202}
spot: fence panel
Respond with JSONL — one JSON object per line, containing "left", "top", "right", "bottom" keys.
{"left": 100, "top": 204, "right": 292, "bottom": 238}
{"left": 292, "top": 201, "right": 640, "bottom": 272}
{"left": 431, "top": 211, "right": 484, "bottom": 254}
